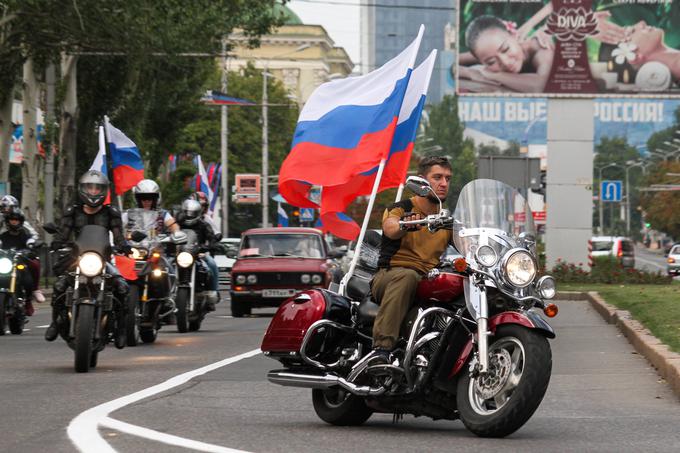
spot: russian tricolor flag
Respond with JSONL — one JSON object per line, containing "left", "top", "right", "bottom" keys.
{"left": 90, "top": 126, "right": 111, "bottom": 205}
{"left": 201, "top": 90, "right": 255, "bottom": 106}
{"left": 194, "top": 155, "right": 215, "bottom": 212}
{"left": 105, "top": 119, "right": 145, "bottom": 195}
{"left": 319, "top": 50, "right": 437, "bottom": 238}
{"left": 278, "top": 26, "right": 424, "bottom": 222}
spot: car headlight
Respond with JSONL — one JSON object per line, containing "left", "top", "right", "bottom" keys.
{"left": 300, "top": 274, "right": 311, "bottom": 284}
{"left": 502, "top": 249, "right": 536, "bottom": 288}
{"left": 475, "top": 245, "right": 498, "bottom": 267}
{"left": 247, "top": 274, "right": 257, "bottom": 284}
{"left": 0, "top": 257, "right": 12, "bottom": 274}
{"left": 537, "top": 275, "right": 556, "bottom": 299}
{"left": 79, "top": 252, "right": 104, "bottom": 277}
{"left": 235, "top": 274, "right": 246, "bottom": 284}
{"left": 176, "top": 251, "right": 194, "bottom": 268}
{"left": 311, "top": 274, "right": 323, "bottom": 284}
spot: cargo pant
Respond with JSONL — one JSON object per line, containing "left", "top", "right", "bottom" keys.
{"left": 370, "top": 267, "right": 421, "bottom": 350}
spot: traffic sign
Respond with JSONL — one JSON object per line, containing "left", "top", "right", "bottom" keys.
{"left": 300, "top": 208, "right": 315, "bottom": 222}
{"left": 601, "top": 180, "right": 622, "bottom": 202}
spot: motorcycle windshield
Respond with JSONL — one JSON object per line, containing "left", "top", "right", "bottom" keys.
{"left": 126, "top": 209, "right": 161, "bottom": 248}
{"left": 76, "top": 225, "right": 112, "bottom": 257}
{"left": 453, "top": 179, "right": 535, "bottom": 259}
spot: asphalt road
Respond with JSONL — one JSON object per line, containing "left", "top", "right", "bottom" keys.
{"left": 634, "top": 244, "right": 669, "bottom": 274}
{"left": 2, "top": 296, "right": 680, "bottom": 452}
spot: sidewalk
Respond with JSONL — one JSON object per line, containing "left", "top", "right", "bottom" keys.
{"left": 557, "top": 291, "right": 680, "bottom": 399}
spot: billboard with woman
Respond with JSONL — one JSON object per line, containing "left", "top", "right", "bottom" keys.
{"left": 457, "top": 0, "right": 680, "bottom": 96}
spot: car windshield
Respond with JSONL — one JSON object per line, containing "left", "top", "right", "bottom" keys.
{"left": 240, "top": 234, "right": 324, "bottom": 258}
{"left": 592, "top": 241, "right": 614, "bottom": 252}
{"left": 670, "top": 245, "right": 680, "bottom": 255}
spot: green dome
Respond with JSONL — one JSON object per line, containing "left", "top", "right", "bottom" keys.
{"left": 274, "top": 2, "right": 303, "bottom": 25}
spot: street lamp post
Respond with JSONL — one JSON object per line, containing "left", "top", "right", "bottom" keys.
{"left": 624, "top": 161, "right": 645, "bottom": 236}
{"left": 220, "top": 37, "right": 229, "bottom": 236}
{"left": 596, "top": 163, "right": 621, "bottom": 235}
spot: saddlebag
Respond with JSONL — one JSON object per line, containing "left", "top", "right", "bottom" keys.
{"left": 261, "top": 289, "right": 352, "bottom": 363}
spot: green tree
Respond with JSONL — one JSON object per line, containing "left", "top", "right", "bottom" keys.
{"left": 640, "top": 161, "right": 680, "bottom": 239}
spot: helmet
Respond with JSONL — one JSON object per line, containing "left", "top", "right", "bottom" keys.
{"left": 190, "top": 191, "right": 209, "bottom": 214}
{"left": 133, "top": 179, "right": 161, "bottom": 209}
{"left": 181, "top": 199, "right": 202, "bottom": 226}
{"left": 0, "top": 195, "right": 18, "bottom": 215}
{"left": 5, "top": 208, "right": 25, "bottom": 231}
{"left": 78, "top": 170, "right": 109, "bottom": 208}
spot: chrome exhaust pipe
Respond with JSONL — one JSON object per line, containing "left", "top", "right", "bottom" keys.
{"left": 267, "top": 370, "right": 385, "bottom": 396}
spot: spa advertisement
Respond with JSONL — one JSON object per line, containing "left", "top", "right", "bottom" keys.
{"left": 457, "top": 0, "right": 680, "bottom": 96}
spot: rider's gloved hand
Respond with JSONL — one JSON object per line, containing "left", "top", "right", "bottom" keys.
{"left": 400, "top": 212, "right": 424, "bottom": 232}
{"left": 120, "top": 244, "right": 133, "bottom": 255}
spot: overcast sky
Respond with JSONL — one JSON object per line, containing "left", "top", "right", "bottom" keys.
{"left": 287, "top": 0, "right": 361, "bottom": 65}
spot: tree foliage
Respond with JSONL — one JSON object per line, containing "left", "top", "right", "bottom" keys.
{"left": 640, "top": 161, "right": 680, "bottom": 239}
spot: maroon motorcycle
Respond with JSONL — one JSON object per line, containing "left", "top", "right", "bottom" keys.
{"left": 261, "top": 178, "right": 558, "bottom": 437}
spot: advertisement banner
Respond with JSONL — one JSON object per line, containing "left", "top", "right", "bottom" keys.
{"left": 457, "top": 0, "right": 680, "bottom": 97}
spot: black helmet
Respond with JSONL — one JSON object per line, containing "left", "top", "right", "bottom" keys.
{"left": 78, "top": 170, "right": 109, "bottom": 208}
{"left": 0, "top": 195, "right": 18, "bottom": 215}
{"left": 5, "top": 208, "right": 25, "bottom": 231}
{"left": 133, "top": 179, "right": 161, "bottom": 209}
{"left": 181, "top": 199, "right": 202, "bottom": 226}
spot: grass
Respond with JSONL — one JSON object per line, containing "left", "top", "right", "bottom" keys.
{"left": 560, "top": 283, "right": 680, "bottom": 353}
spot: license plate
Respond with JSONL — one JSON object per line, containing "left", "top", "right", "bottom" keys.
{"left": 262, "top": 289, "right": 296, "bottom": 298}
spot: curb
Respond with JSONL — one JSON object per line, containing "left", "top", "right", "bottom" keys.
{"left": 557, "top": 290, "right": 680, "bottom": 399}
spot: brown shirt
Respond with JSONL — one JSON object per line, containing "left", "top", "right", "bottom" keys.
{"left": 378, "top": 197, "right": 452, "bottom": 274}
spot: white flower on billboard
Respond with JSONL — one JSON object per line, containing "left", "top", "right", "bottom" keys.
{"left": 611, "top": 42, "right": 637, "bottom": 65}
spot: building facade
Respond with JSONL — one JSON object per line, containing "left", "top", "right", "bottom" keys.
{"left": 361, "top": 0, "right": 455, "bottom": 104}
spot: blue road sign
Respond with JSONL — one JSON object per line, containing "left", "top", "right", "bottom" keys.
{"left": 300, "top": 208, "right": 315, "bottom": 222}
{"left": 601, "top": 180, "right": 622, "bottom": 202}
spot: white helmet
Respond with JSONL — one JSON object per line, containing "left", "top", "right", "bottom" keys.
{"left": 133, "top": 179, "right": 161, "bottom": 209}
{"left": 181, "top": 199, "right": 202, "bottom": 226}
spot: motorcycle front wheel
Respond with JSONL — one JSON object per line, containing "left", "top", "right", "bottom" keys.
{"left": 126, "top": 285, "right": 141, "bottom": 347}
{"left": 74, "top": 304, "right": 95, "bottom": 373}
{"left": 175, "top": 288, "right": 189, "bottom": 333}
{"left": 456, "top": 325, "right": 552, "bottom": 438}
{"left": 312, "top": 388, "right": 373, "bottom": 426}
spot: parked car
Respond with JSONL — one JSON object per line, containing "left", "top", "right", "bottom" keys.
{"left": 229, "top": 227, "right": 343, "bottom": 317}
{"left": 667, "top": 244, "right": 680, "bottom": 276}
{"left": 213, "top": 238, "right": 240, "bottom": 290}
{"left": 590, "top": 236, "right": 635, "bottom": 268}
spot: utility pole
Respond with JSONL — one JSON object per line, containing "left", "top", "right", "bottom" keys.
{"left": 44, "top": 64, "right": 56, "bottom": 226}
{"left": 220, "top": 37, "right": 229, "bottom": 236}
{"left": 262, "top": 67, "right": 269, "bottom": 228}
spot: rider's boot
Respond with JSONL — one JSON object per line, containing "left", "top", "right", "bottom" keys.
{"left": 44, "top": 306, "right": 60, "bottom": 342}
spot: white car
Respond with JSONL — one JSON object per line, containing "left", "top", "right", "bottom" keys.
{"left": 213, "top": 238, "right": 240, "bottom": 290}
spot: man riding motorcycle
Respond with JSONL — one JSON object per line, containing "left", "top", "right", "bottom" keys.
{"left": 369, "top": 156, "right": 453, "bottom": 364}
{"left": 44, "top": 170, "right": 131, "bottom": 348}
{"left": 0, "top": 209, "right": 41, "bottom": 316}
{"left": 176, "top": 198, "right": 220, "bottom": 311}
{"left": 0, "top": 195, "right": 44, "bottom": 307}
{"left": 190, "top": 191, "right": 220, "bottom": 235}
{"left": 123, "top": 179, "right": 179, "bottom": 235}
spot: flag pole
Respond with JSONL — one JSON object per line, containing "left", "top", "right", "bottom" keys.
{"left": 395, "top": 183, "right": 405, "bottom": 202}
{"left": 338, "top": 158, "right": 387, "bottom": 296}
{"left": 103, "top": 115, "right": 124, "bottom": 211}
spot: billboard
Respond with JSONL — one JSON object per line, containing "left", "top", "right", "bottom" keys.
{"left": 457, "top": 0, "right": 680, "bottom": 97}
{"left": 233, "top": 174, "right": 261, "bottom": 204}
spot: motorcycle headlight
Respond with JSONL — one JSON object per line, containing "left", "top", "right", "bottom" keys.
{"left": 247, "top": 274, "right": 257, "bottom": 284}
{"left": 475, "top": 245, "right": 498, "bottom": 267}
{"left": 176, "top": 251, "right": 194, "bottom": 268}
{"left": 130, "top": 247, "right": 146, "bottom": 260}
{"left": 0, "top": 257, "right": 12, "bottom": 274}
{"left": 79, "top": 252, "right": 104, "bottom": 277}
{"left": 235, "top": 274, "right": 246, "bottom": 284}
{"left": 502, "top": 249, "right": 536, "bottom": 288}
{"left": 311, "top": 274, "right": 323, "bottom": 284}
{"left": 300, "top": 274, "right": 311, "bottom": 284}
{"left": 537, "top": 275, "right": 556, "bottom": 299}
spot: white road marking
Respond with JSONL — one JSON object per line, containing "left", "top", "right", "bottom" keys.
{"left": 36, "top": 324, "right": 50, "bottom": 328}
{"left": 215, "top": 315, "right": 233, "bottom": 319}
{"left": 68, "top": 348, "right": 261, "bottom": 453}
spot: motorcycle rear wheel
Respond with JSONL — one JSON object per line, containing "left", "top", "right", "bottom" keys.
{"left": 74, "top": 304, "right": 95, "bottom": 373}
{"left": 139, "top": 328, "right": 157, "bottom": 343}
{"left": 0, "top": 294, "right": 6, "bottom": 335}
{"left": 175, "top": 288, "right": 189, "bottom": 333}
{"left": 126, "top": 285, "right": 141, "bottom": 347}
{"left": 456, "top": 325, "right": 552, "bottom": 438}
{"left": 312, "top": 388, "right": 373, "bottom": 426}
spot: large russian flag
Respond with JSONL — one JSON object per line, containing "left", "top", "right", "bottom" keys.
{"left": 318, "top": 50, "right": 438, "bottom": 239}
{"left": 105, "top": 120, "right": 144, "bottom": 195}
{"left": 278, "top": 26, "right": 424, "bottom": 215}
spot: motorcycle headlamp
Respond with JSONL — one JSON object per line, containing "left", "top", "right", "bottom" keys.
{"left": 475, "top": 245, "right": 498, "bottom": 267}
{"left": 79, "top": 252, "right": 104, "bottom": 277}
{"left": 311, "top": 274, "right": 323, "bottom": 284}
{"left": 176, "top": 251, "right": 194, "bottom": 268}
{"left": 537, "top": 275, "right": 556, "bottom": 299}
{"left": 130, "top": 247, "right": 146, "bottom": 260}
{"left": 502, "top": 249, "right": 536, "bottom": 288}
{"left": 0, "top": 257, "right": 12, "bottom": 274}
{"left": 152, "top": 268, "right": 163, "bottom": 278}
{"left": 247, "top": 274, "right": 257, "bottom": 284}
{"left": 235, "top": 275, "right": 246, "bottom": 284}
{"left": 300, "top": 274, "right": 311, "bottom": 284}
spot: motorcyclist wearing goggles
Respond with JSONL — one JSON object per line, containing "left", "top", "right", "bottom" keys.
{"left": 123, "top": 179, "right": 179, "bottom": 235}
{"left": 44, "top": 170, "right": 131, "bottom": 348}
{"left": 368, "top": 156, "right": 453, "bottom": 364}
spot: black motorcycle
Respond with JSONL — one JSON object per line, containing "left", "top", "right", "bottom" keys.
{"left": 0, "top": 246, "right": 37, "bottom": 335}
{"left": 44, "top": 223, "right": 124, "bottom": 373}
{"left": 124, "top": 209, "right": 177, "bottom": 345}
{"left": 173, "top": 229, "right": 215, "bottom": 333}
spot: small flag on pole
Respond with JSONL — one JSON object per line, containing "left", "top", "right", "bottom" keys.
{"left": 200, "top": 90, "right": 255, "bottom": 106}
{"left": 277, "top": 202, "right": 289, "bottom": 227}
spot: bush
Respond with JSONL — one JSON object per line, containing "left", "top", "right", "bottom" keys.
{"left": 550, "top": 256, "right": 671, "bottom": 285}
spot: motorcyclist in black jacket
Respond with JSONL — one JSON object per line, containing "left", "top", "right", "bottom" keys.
{"left": 44, "top": 170, "right": 131, "bottom": 348}
{"left": 175, "top": 199, "right": 220, "bottom": 311}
